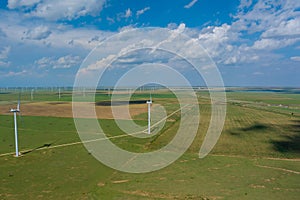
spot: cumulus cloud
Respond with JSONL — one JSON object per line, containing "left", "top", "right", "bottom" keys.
{"left": 197, "top": 23, "right": 239, "bottom": 59}
{"left": 191, "top": 0, "right": 300, "bottom": 65}
{"left": 84, "top": 54, "right": 116, "bottom": 71}
{"left": 233, "top": 0, "right": 300, "bottom": 38}
{"left": 184, "top": 0, "right": 198, "bottom": 9}
{"left": 23, "top": 25, "right": 51, "bottom": 40}
{"left": 136, "top": 7, "right": 150, "bottom": 17}
{"left": 35, "top": 55, "right": 81, "bottom": 69}
{"left": 8, "top": 0, "right": 106, "bottom": 21}
{"left": 251, "top": 38, "right": 299, "bottom": 50}
{"left": 262, "top": 18, "right": 300, "bottom": 38}
{"left": 3, "top": 0, "right": 299, "bottom": 83}
{"left": 0, "top": 11, "right": 109, "bottom": 49}
{"left": 55, "top": 55, "right": 81, "bottom": 69}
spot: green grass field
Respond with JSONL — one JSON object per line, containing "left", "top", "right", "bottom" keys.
{"left": 0, "top": 88, "right": 299, "bottom": 199}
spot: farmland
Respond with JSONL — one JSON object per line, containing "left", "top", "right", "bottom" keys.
{"left": 0, "top": 88, "right": 299, "bottom": 199}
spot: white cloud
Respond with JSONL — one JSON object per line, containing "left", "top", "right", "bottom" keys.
{"left": 253, "top": 71, "right": 264, "bottom": 75}
{"left": 184, "top": 0, "right": 198, "bottom": 9}
{"left": 136, "top": 7, "right": 150, "bottom": 17}
{"left": 0, "top": 14, "right": 112, "bottom": 81}
{"left": 125, "top": 8, "right": 132, "bottom": 18}
{"left": 198, "top": 24, "right": 233, "bottom": 43}
{"left": 8, "top": 0, "right": 41, "bottom": 9}
{"left": 2, "top": 0, "right": 299, "bottom": 83}
{"left": 55, "top": 55, "right": 81, "bottom": 69}
{"left": 149, "top": 23, "right": 186, "bottom": 53}
{"left": 290, "top": 56, "right": 300, "bottom": 62}
{"left": 223, "top": 56, "right": 238, "bottom": 65}
{"left": 233, "top": 0, "right": 300, "bottom": 38}
{"left": 49, "top": 28, "right": 111, "bottom": 50}
{"left": 35, "top": 55, "right": 81, "bottom": 69}
{"left": 197, "top": 24, "right": 239, "bottom": 59}
{"left": 5, "top": 70, "right": 28, "bottom": 77}
{"left": 189, "top": 0, "right": 300, "bottom": 66}
{"left": 85, "top": 54, "right": 116, "bottom": 71}
{"left": 238, "top": 0, "right": 253, "bottom": 10}
{"left": 115, "top": 8, "right": 134, "bottom": 21}
{"left": 106, "top": 17, "right": 115, "bottom": 24}
{"left": 0, "top": 61, "right": 10, "bottom": 67}
{"left": 0, "top": 46, "right": 10, "bottom": 60}
{"left": 0, "top": 46, "right": 11, "bottom": 67}
{"left": 8, "top": 0, "right": 106, "bottom": 21}
{"left": 262, "top": 18, "right": 300, "bottom": 38}
{"left": 24, "top": 25, "right": 51, "bottom": 40}
{"left": 251, "top": 38, "right": 299, "bottom": 50}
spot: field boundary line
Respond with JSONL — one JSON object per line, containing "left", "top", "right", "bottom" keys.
{"left": 255, "top": 164, "right": 300, "bottom": 174}
{"left": 211, "top": 154, "right": 300, "bottom": 162}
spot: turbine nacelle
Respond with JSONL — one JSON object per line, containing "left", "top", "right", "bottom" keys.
{"left": 10, "top": 108, "right": 20, "bottom": 113}
{"left": 146, "top": 93, "right": 152, "bottom": 104}
{"left": 10, "top": 99, "right": 20, "bottom": 113}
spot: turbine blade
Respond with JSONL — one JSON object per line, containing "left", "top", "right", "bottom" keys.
{"left": 17, "top": 92, "right": 21, "bottom": 110}
{"left": 18, "top": 112, "right": 25, "bottom": 127}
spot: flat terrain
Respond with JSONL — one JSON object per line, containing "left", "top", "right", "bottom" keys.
{"left": 0, "top": 102, "right": 147, "bottom": 119}
{"left": 0, "top": 88, "right": 299, "bottom": 199}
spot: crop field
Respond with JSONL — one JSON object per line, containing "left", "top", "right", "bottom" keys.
{"left": 0, "top": 88, "right": 299, "bottom": 199}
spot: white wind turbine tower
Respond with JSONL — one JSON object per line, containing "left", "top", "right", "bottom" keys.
{"left": 10, "top": 98, "right": 21, "bottom": 157}
{"left": 58, "top": 88, "right": 61, "bottom": 100}
{"left": 146, "top": 94, "right": 152, "bottom": 134}
{"left": 31, "top": 89, "right": 34, "bottom": 101}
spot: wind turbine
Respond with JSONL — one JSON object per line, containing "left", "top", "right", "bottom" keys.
{"left": 146, "top": 94, "right": 152, "bottom": 134}
{"left": 31, "top": 89, "right": 34, "bottom": 101}
{"left": 10, "top": 98, "right": 21, "bottom": 157}
{"left": 58, "top": 88, "right": 61, "bottom": 100}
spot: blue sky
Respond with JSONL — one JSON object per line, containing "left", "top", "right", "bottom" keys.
{"left": 0, "top": 0, "right": 299, "bottom": 87}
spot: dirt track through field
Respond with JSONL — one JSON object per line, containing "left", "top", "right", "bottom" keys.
{"left": 255, "top": 164, "right": 300, "bottom": 174}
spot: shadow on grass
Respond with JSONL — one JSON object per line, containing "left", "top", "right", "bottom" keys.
{"left": 229, "top": 122, "right": 270, "bottom": 136}
{"left": 229, "top": 120, "right": 300, "bottom": 154}
{"left": 241, "top": 123, "right": 269, "bottom": 131}
{"left": 22, "top": 139, "right": 60, "bottom": 155}
{"left": 271, "top": 120, "right": 300, "bottom": 153}
{"left": 96, "top": 100, "right": 148, "bottom": 106}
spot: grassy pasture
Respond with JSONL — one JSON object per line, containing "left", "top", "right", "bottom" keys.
{"left": 0, "top": 89, "right": 299, "bottom": 199}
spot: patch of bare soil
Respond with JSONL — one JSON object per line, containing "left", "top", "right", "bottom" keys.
{"left": 111, "top": 180, "right": 129, "bottom": 184}
{"left": 0, "top": 102, "right": 147, "bottom": 119}
{"left": 120, "top": 190, "right": 177, "bottom": 199}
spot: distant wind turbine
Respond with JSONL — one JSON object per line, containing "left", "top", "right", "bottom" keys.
{"left": 58, "top": 88, "right": 61, "bottom": 100}
{"left": 31, "top": 89, "right": 34, "bottom": 101}
{"left": 146, "top": 94, "right": 152, "bottom": 134}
